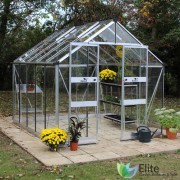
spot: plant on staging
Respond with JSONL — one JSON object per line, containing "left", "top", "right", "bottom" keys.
{"left": 99, "top": 68, "right": 117, "bottom": 81}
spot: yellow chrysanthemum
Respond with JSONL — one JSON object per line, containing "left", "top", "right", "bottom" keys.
{"left": 99, "top": 69, "right": 117, "bottom": 81}
{"left": 40, "top": 127, "right": 68, "bottom": 151}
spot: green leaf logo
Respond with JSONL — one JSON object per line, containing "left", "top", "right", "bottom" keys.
{"left": 117, "top": 162, "right": 138, "bottom": 178}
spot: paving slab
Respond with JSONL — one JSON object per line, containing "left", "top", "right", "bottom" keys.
{"left": 91, "top": 151, "right": 119, "bottom": 160}
{"left": 0, "top": 116, "right": 180, "bottom": 166}
{"left": 40, "top": 156, "right": 73, "bottom": 166}
{"left": 60, "top": 148, "right": 87, "bottom": 156}
{"left": 115, "top": 148, "right": 142, "bottom": 157}
{"left": 67, "top": 154, "right": 97, "bottom": 163}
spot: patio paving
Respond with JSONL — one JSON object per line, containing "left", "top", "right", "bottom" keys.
{"left": 0, "top": 116, "right": 180, "bottom": 166}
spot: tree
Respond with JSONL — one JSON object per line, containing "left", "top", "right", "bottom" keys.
{"left": 60, "top": 0, "right": 123, "bottom": 26}
{"left": 0, "top": 0, "right": 56, "bottom": 89}
{"left": 133, "top": 0, "right": 180, "bottom": 96}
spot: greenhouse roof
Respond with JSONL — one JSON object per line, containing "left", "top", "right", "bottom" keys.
{"left": 14, "top": 19, "right": 163, "bottom": 66}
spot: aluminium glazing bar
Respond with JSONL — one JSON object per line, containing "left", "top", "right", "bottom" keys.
{"left": 162, "top": 67, "right": 165, "bottom": 108}
{"left": 144, "top": 47, "right": 149, "bottom": 124}
{"left": 55, "top": 64, "right": 59, "bottom": 127}
{"left": 96, "top": 45, "right": 100, "bottom": 138}
{"left": 120, "top": 45, "right": 125, "bottom": 140}
{"left": 13, "top": 62, "right": 54, "bottom": 65}
{"left": 25, "top": 64, "right": 28, "bottom": 127}
{"left": 12, "top": 64, "right": 15, "bottom": 120}
{"left": 43, "top": 65, "right": 47, "bottom": 129}
{"left": 18, "top": 64, "right": 21, "bottom": 123}
{"left": 89, "top": 41, "right": 144, "bottom": 46}
{"left": 141, "top": 65, "right": 163, "bottom": 68}
{"left": 115, "top": 20, "right": 117, "bottom": 43}
{"left": 34, "top": 65, "right": 37, "bottom": 132}
{"left": 68, "top": 44, "right": 72, "bottom": 137}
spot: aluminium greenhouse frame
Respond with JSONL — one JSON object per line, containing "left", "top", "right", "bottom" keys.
{"left": 13, "top": 19, "right": 164, "bottom": 141}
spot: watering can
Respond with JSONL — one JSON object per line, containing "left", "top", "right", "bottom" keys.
{"left": 137, "top": 126, "right": 158, "bottom": 143}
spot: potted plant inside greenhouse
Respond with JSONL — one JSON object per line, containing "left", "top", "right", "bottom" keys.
{"left": 27, "top": 82, "right": 35, "bottom": 91}
{"left": 154, "top": 108, "right": 180, "bottom": 139}
{"left": 99, "top": 68, "right": 117, "bottom": 83}
{"left": 68, "top": 117, "right": 86, "bottom": 151}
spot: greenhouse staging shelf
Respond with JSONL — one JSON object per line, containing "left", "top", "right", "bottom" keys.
{"left": 104, "top": 114, "right": 136, "bottom": 124}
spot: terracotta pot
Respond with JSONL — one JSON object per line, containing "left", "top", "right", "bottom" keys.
{"left": 27, "top": 87, "right": 34, "bottom": 91}
{"left": 70, "top": 141, "right": 78, "bottom": 151}
{"left": 119, "top": 80, "right": 122, "bottom": 85}
{"left": 166, "top": 128, "right": 177, "bottom": 139}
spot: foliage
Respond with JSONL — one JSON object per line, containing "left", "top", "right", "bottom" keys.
{"left": 0, "top": 0, "right": 180, "bottom": 97}
{"left": 99, "top": 69, "right": 117, "bottom": 81}
{"left": 131, "top": 0, "right": 180, "bottom": 96}
{"left": 40, "top": 127, "right": 68, "bottom": 151}
{"left": 68, "top": 116, "right": 86, "bottom": 142}
{"left": 0, "top": 0, "right": 57, "bottom": 90}
{"left": 61, "top": 0, "right": 123, "bottom": 26}
{"left": 154, "top": 108, "right": 180, "bottom": 133}
{"left": 105, "top": 95, "right": 119, "bottom": 103}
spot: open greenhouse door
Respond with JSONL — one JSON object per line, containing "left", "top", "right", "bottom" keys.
{"left": 121, "top": 45, "right": 148, "bottom": 140}
{"left": 69, "top": 42, "right": 99, "bottom": 144}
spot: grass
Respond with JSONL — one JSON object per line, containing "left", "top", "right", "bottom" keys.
{"left": 0, "top": 91, "right": 12, "bottom": 117}
{"left": 0, "top": 131, "right": 180, "bottom": 180}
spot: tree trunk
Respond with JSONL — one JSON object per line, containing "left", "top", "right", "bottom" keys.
{"left": 0, "top": 0, "right": 11, "bottom": 54}
{"left": 151, "top": 27, "right": 157, "bottom": 40}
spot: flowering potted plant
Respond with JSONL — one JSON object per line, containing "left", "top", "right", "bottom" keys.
{"left": 68, "top": 117, "right": 86, "bottom": 151}
{"left": 40, "top": 127, "right": 68, "bottom": 151}
{"left": 27, "top": 82, "right": 35, "bottom": 91}
{"left": 154, "top": 108, "right": 180, "bottom": 139}
{"left": 99, "top": 68, "right": 117, "bottom": 83}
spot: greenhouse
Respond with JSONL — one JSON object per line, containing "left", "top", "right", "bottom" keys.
{"left": 12, "top": 19, "right": 164, "bottom": 142}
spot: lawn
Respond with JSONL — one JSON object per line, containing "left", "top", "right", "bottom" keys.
{"left": 0, "top": 131, "right": 180, "bottom": 180}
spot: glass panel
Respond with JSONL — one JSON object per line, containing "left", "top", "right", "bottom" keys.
{"left": 116, "top": 23, "right": 141, "bottom": 44}
{"left": 92, "top": 22, "right": 115, "bottom": 43}
{"left": 148, "top": 51, "right": 163, "bottom": 66}
{"left": 77, "top": 19, "right": 113, "bottom": 42}
{"left": 15, "top": 29, "right": 68, "bottom": 62}
{"left": 124, "top": 48, "right": 147, "bottom": 101}
{"left": 69, "top": 45, "right": 99, "bottom": 141}
{"left": 32, "top": 22, "right": 99, "bottom": 63}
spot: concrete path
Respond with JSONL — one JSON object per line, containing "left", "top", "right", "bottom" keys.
{"left": 0, "top": 117, "right": 180, "bottom": 166}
